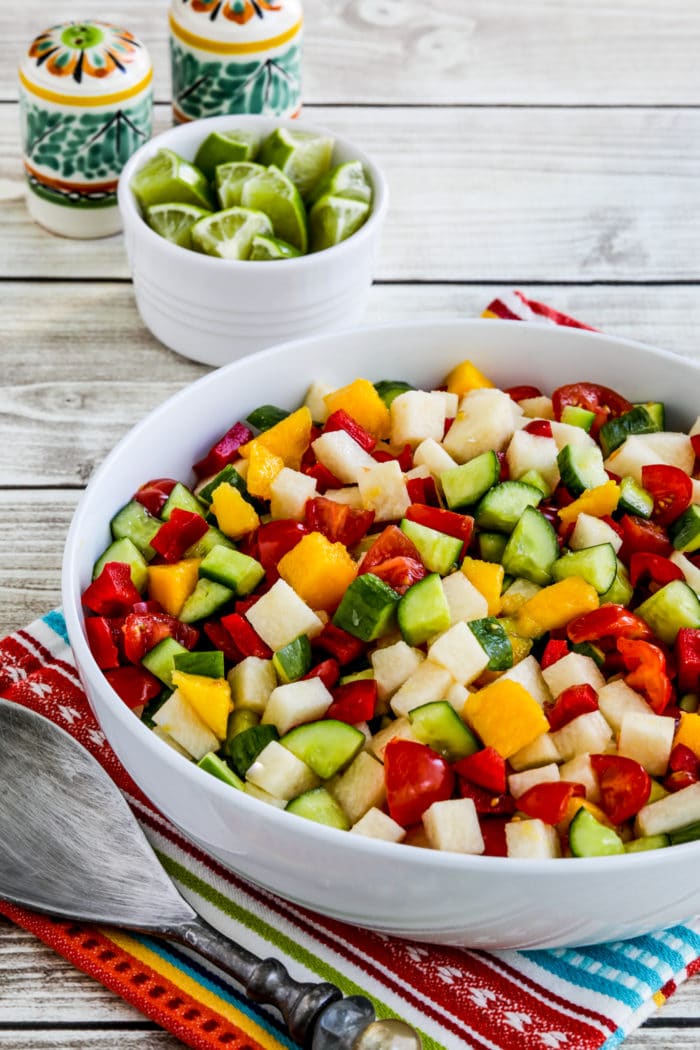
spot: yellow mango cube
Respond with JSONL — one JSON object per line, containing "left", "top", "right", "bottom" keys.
{"left": 674, "top": 712, "right": 700, "bottom": 759}
{"left": 463, "top": 679, "right": 549, "bottom": 759}
{"left": 516, "top": 577, "right": 599, "bottom": 639}
{"left": 324, "top": 378, "right": 391, "bottom": 439}
{"left": 445, "top": 360, "right": 495, "bottom": 396}
{"left": 171, "top": 671, "right": 233, "bottom": 740}
{"left": 277, "top": 531, "right": 357, "bottom": 611}
{"left": 148, "top": 558, "right": 201, "bottom": 617}
{"left": 558, "top": 480, "right": 620, "bottom": 524}
{"left": 239, "top": 407, "right": 313, "bottom": 471}
{"left": 245, "top": 443, "right": 285, "bottom": 500}
{"left": 460, "top": 558, "right": 504, "bottom": 616}
{"left": 211, "top": 482, "right": 260, "bottom": 539}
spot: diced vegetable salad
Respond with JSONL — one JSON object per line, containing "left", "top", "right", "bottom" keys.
{"left": 82, "top": 361, "right": 700, "bottom": 860}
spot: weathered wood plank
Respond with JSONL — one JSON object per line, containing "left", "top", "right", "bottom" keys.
{"left": 0, "top": 1034, "right": 176, "bottom": 1049}
{"left": 7, "top": 0, "right": 700, "bottom": 105}
{"left": 3, "top": 104, "right": 700, "bottom": 282}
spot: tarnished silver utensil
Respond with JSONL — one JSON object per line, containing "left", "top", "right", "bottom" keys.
{"left": 0, "top": 698, "right": 421, "bottom": 1049}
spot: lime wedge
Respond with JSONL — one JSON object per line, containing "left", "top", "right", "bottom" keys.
{"left": 194, "top": 129, "right": 259, "bottom": 181}
{"left": 306, "top": 160, "right": 372, "bottom": 207}
{"left": 145, "top": 202, "right": 212, "bottom": 249}
{"left": 190, "top": 207, "right": 273, "bottom": 259}
{"left": 130, "top": 148, "right": 214, "bottom": 211}
{"left": 259, "top": 127, "right": 334, "bottom": 199}
{"left": 215, "top": 161, "right": 266, "bottom": 209}
{"left": 249, "top": 234, "right": 302, "bottom": 261}
{"left": 308, "top": 194, "right": 371, "bottom": 252}
{"left": 240, "top": 165, "right": 307, "bottom": 253}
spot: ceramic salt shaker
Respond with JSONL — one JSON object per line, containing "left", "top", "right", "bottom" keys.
{"left": 18, "top": 21, "right": 153, "bottom": 238}
{"left": 169, "top": 0, "right": 303, "bottom": 124}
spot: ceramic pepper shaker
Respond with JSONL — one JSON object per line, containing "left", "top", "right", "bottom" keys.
{"left": 169, "top": 0, "right": 303, "bottom": 124}
{"left": 18, "top": 20, "right": 153, "bottom": 238}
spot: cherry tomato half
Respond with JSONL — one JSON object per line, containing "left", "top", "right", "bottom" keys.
{"left": 133, "top": 477, "right": 177, "bottom": 517}
{"left": 384, "top": 739, "right": 455, "bottom": 827}
{"left": 640, "top": 464, "right": 693, "bottom": 526}
{"left": 590, "top": 754, "right": 651, "bottom": 824}
{"left": 517, "top": 781, "right": 585, "bottom": 825}
{"left": 617, "top": 637, "right": 672, "bottom": 714}
{"left": 552, "top": 382, "right": 632, "bottom": 439}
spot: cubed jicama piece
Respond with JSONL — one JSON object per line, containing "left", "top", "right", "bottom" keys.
{"left": 152, "top": 689, "right": 219, "bottom": 761}
{"left": 246, "top": 578, "right": 323, "bottom": 650}
{"left": 227, "top": 655, "right": 277, "bottom": 714}
{"left": 550, "top": 710, "right": 613, "bottom": 762}
{"left": 635, "top": 782, "right": 700, "bottom": 837}
{"left": 498, "top": 655, "right": 552, "bottom": 707}
{"left": 427, "top": 621, "right": 489, "bottom": 685}
{"left": 506, "top": 818, "right": 562, "bottom": 859}
{"left": 413, "top": 437, "right": 458, "bottom": 481}
{"left": 569, "top": 512, "right": 623, "bottom": 553}
{"left": 390, "top": 660, "right": 454, "bottom": 718}
{"left": 430, "top": 390, "right": 459, "bottom": 417}
{"left": 404, "top": 464, "right": 432, "bottom": 482}
{"left": 441, "top": 571, "right": 489, "bottom": 624}
{"left": 442, "top": 389, "right": 522, "bottom": 463}
{"left": 312, "top": 429, "right": 377, "bottom": 484}
{"left": 463, "top": 679, "right": 549, "bottom": 759}
{"left": 269, "top": 467, "right": 317, "bottom": 521}
{"left": 262, "top": 678, "right": 333, "bottom": 735}
{"left": 550, "top": 421, "right": 597, "bottom": 450}
{"left": 618, "top": 711, "right": 675, "bottom": 776}
{"left": 367, "top": 716, "right": 420, "bottom": 762}
{"left": 505, "top": 429, "right": 560, "bottom": 491}
{"left": 519, "top": 396, "right": 554, "bottom": 420}
{"left": 604, "top": 436, "right": 663, "bottom": 484}
{"left": 244, "top": 781, "right": 288, "bottom": 809}
{"left": 597, "top": 679, "right": 651, "bottom": 735}
{"left": 370, "top": 639, "right": 424, "bottom": 701}
{"left": 350, "top": 807, "right": 406, "bottom": 843}
{"left": 633, "top": 432, "right": 695, "bottom": 474}
{"left": 670, "top": 551, "right": 700, "bottom": 594}
{"left": 508, "top": 762, "right": 560, "bottom": 799}
{"left": 508, "top": 731, "right": 561, "bottom": 772}
{"left": 246, "top": 740, "right": 320, "bottom": 799}
{"left": 304, "top": 380, "right": 334, "bottom": 424}
{"left": 390, "top": 390, "right": 446, "bottom": 447}
{"left": 329, "top": 751, "right": 386, "bottom": 824}
{"left": 357, "top": 459, "right": 410, "bottom": 521}
{"left": 500, "top": 578, "right": 542, "bottom": 616}
{"left": 445, "top": 681, "right": 470, "bottom": 714}
{"left": 422, "top": 797, "right": 485, "bottom": 854}
{"left": 558, "top": 753, "right": 602, "bottom": 802}
{"left": 152, "top": 726, "right": 192, "bottom": 758}
{"left": 322, "top": 486, "right": 364, "bottom": 509}
{"left": 542, "top": 652, "right": 605, "bottom": 698}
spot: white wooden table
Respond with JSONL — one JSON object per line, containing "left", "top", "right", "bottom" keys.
{"left": 1, "top": 2, "right": 699, "bottom": 1046}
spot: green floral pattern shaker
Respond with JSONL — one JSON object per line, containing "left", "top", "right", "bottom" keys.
{"left": 19, "top": 21, "right": 153, "bottom": 238}
{"left": 169, "top": 0, "right": 302, "bottom": 124}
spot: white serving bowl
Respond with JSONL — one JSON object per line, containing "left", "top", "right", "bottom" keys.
{"left": 62, "top": 319, "right": 700, "bottom": 949}
{"left": 117, "top": 114, "right": 388, "bottom": 367}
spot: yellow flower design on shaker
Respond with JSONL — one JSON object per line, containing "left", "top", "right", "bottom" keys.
{"left": 29, "top": 22, "right": 144, "bottom": 83}
{"left": 189, "top": 0, "right": 282, "bottom": 25}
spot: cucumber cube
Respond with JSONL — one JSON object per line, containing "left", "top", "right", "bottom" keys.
{"left": 467, "top": 617, "right": 513, "bottom": 671}
{"left": 635, "top": 580, "right": 700, "bottom": 644}
{"left": 199, "top": 544, "right": 265, "bottom": 595}
{"left": 142, "top": 636, "right": 190, "bottom": 687}
{"left": 399, "top": 518, "right": 463, "bottom": 574}
{"left": 501, "top": 507, "right": 559, "bottom": 586}
{"left": 408, "top": 701, "right": 479, "bottom": 762}
{"left": 272, "top": 634, "right": 312, "bottom": 683}
{"left": 93, "top": 536, "right": 149, "bottom": 592}
{"left": 474, "top": 480, "right": 543, "bottom": 533}
{"left": 110, "top": 499, "right": 160, "bottom": 559}
{"left": 333, "top": 573, "right": 401, "bottom": 641}
{"left": 598, "top": 405, "right": 659, "bottom": 459}
{"left": 397, "top": 573, "right": 451, "bottom": 646}
{"left": 226, "top": 723, "right": 279, "bottom": 777}
{"left": 161, "top": 482, "right": 207, "bottom": 520}
{"left": 551, "top": 542, "right": 617, "bottom": 594}
{"left": 184, "top": 526, "right": 236, "bottom": 559}
{"left": 286, "top": 787, "right": 350, "bottom": 830}
{"left": 173, "top": 649, "right": 225, "bottom": 679}
{"left": 197, "top": 751, "right": 244, "bottom": 789}
{"left": 179, "top": 578, "right": 234, "bottom": 623}
{"left": 670, "top": 505, "right": 700, "bottom": 553}
{"left": 281, "top": 719, "right": 365, "bottom": 779}
{"left": 618, "top": 475, "right": 654, "bottom": 518}
{"left": 440, "top": 450, "right": 500, "bottom": 510}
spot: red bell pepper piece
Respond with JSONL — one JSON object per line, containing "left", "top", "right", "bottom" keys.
{"left": 691, "top": 433, "right": 700, "bottom": 461}
{"left": 384, "top": 739, "right": 455, "bottom": 827}
{"left": 122, "top": 610, "right": 199, "bottom": 664}
{"left": 453, "top": 746, "right": 506, "bottom": 795}
{"left": 541, "top": 638, "right": 570, "bottom": 669}
{"left": 312, "top": 623, "right": 366, "bottom": 665}
{"left": 545, "top": 683, "right": 599, "bottom": 731}
{"left": 480, "top": 816, "right": 509, "bottom": 856}
{"left": 303, "top": 461, "right": 344, "bottom": 492}
{"left": 133, "top": 477, "right": 177, "bottom": 517}
{"left": 675, "top": 628, "right": 700, "bottom": 694}
{"left": 517, "top": 781, "right": 585, "bottom": 825}
{"left": 619, "top": 514, "right": 672, "bottom": 561}
{"left": 669, "top": 743, "right": 700, "bottom": 775}
{"left": 326, "top": 679, "right": 377, "bottom": 724}
{"left": 641, "top": 464, "right": 693, "bottom": 527}
{"left": 404, "top": 504, "right": 474, "bottom": 557}
{"left": 256, "top": 520, "right": 308, "bottom": 578}
{"left": 302, "top": 658, "right": 341, "bottom": 691}
{"left": 104, "top": 665, "right": 161, "bottom": 709}
{"left": 664, "top": 769, "right": 699, "bottom": 792}
{"left": 551, "top": 382, "right": 632, "bottom": 439}
{"left": 590, "top": 754, "right": 651, "bottom": 824}
{"left": 405, "top": 475, "right": 439, "bottom": 506}
{"left": 523, "top": 419, "right": 553, "bottom": 438}
{"left": 150, "top": 508, "right": 209, "bottom": 563}
{"left": 371, "top": 444, "right": 413, "bottom": 471}
{"left": 304, "top": 497, "right": 374, "bottom": 548}
{"left": 82, "top": 562, "right": 142, "bottom": 616}
{"left": 458, "top": 778, "right": 516, "bottom": 816}
{"left": 202, "top": 620, "right": 242, "bottom": 662}
{"left": 85, "top": 616, "right": 122, "bottom": 670}
{"left": 629, "top": 552, "right": 684, "bottom": 589}
{"left": 567, "top": 604, "right": 654, "bottom": 645}
{"left": 504, "top": 384, "right": 542, "bottom": 402}
{"left": 323, "top": 409, "right": 376, "bottom": 452}
{"left": 193, "top": 421, "right": 254, "bottom": 478}
{"left": 617, "top": 637, "right": 672, "bottom": 714}
{"left": 220, "top": 612, "right": 272, "bottom": 659}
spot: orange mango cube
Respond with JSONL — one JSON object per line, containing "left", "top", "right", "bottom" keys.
{"left": 460, "top": 557, "right": 504, "bottom": 616}
{"left": 239, "top": 407, "right": 312, "bottom": 471}
{"left": 324, "top": 378, "right": 391, "bottom": 439}
{"left": 148, "top": 558, "right": 201, "bottom": 617}
{"left": 211, "top": 482, "right": 260, "bottom": 539}
{"left": 463, "top": 679, "right": 549, "bottom": 759}
{"left": 278, "top": 531, "right": 357, "bottom": 611}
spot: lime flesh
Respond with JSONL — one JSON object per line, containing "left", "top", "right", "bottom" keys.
{"left": 259, "top": 127, "right": 334, "bottom": 199}
{"left": 308, "top": 193, "right": 371, "bottom": 252}
{"left": 145, "top": 202, "right": 212, "bottom": 249}
{"left": 130, "top": 149, "right": 214, "bottom": 211}
{"left": 194, "top": 129, "right": 259, "bottom": 180}
{"left": 215, "top": 161, "right": 266, "bottom": 209}
{"left": 248, "top": 234, "right": 302, "bottom": 260}
{"left": 240, "top": 165, "right": 308, "bottom": 252}
{"left": 190, "top": 206, "right": 273, "bottom": 259}
{"left": 306, "top": 160, "right": 372, "bottom": 207}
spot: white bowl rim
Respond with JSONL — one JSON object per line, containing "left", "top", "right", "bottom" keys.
{"left": 62, "top": 317, "right": 700, "bottom": 879}
{"left": 117, "top": 113, "right": 389, "bottom": 270}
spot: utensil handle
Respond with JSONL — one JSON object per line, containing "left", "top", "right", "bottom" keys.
{"left": 174, "top": 915, "right": 363, "bottom": 1046}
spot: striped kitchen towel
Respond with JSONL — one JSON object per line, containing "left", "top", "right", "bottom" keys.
{"left": 0, "top": 295, "right": 699, "bottom": 1050}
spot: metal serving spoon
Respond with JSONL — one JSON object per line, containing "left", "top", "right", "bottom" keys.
{"left": 0, "top": 698, "right": 421, "bottom": 1049}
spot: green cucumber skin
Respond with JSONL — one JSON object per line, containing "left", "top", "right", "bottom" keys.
{"left": 93, "top": 536, "right": 149, "bottom": 592}
{"left": 670, "top": 505, "right": 700, "bottom": 553}
{"left": 161, "top": 482, "right": 207, "bottom": 521}
{"left": 199, "top": 544, "right": 265, "bottom": 595}
{"left": 557, "top": 445, "right": 607, "bottom": 497}
{"left": 273, "top": 635, "right": 313, "bottom": 683}
{"left": 286, "top": 787, "right": 350, "bottom": 830}
{"left": 226, "top": 724, "right": 279, "bottom": 777}
{"left": 246, "top": 404, "right": 290, "bottom": 431}
{"left": 468, "top": 617, "right": 513, "bottom": 670}
{"left": 399, "top": 518, "right": 462, "bottom": 574}
{"left": 173, "top": 649, "right": 225, "bottom": 679}
{"left": 408, "top": 700, "right": 479, "bottom": 762}
{"left": 636, "top": 580, "right": 700, "bottom": 644}
{"left": 110, "top": 500, "right": 160, "bottom": 560}
{"left": 397, "top": 573, "right": 451, "bottom": 646}
{"left": 281, "top": 719, "right": 364, "bottom": 779}
{"left": 179, "top": 578, "right": 234, "bottom": 623}
{"left": 441, "top": 450, "right": 500, "bottom": 511}
{"left": 333, "top": 573, "right": 401, "bottom": 641}
{"left": 142, "top": 637, "right": 190, "bottom": 687}
{"left": 198, "top": 751, "right": 244, "bottom": 789}
{"left": 501, "top": 507, "right": 559, "bottom": 586}
{"left": 618, "top": 476, "right": 654, "bottom": 519}
{"left": 373, "top": 379, "right": 415, "bottom": 408}
{"left": 598, "top": 405, "right": 659, "bottom": 458}
{"left": 551, "top": 542, "right": 617, "bottom": 595}
{"left": 474, "top": 480, "right": 543, "bottom": 534}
